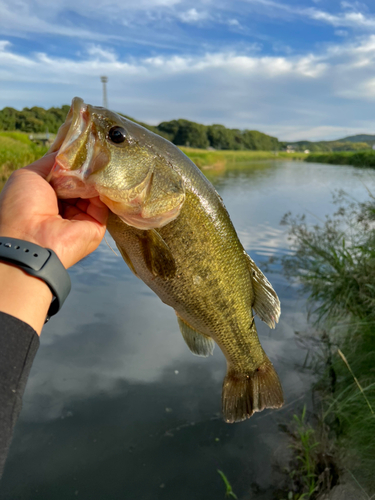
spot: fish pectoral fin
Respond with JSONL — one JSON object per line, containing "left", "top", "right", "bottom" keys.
{"left": 115, "top": 243, "right": 140, "bottom": 279}
{"left": 176, "top": 313, "right": 215, "bottom": 357}
{"left": 139, "top": 229, "right": 177, "bottom": 280}
{"left": 245, "top": 254, "right": 281, "bottom": 329}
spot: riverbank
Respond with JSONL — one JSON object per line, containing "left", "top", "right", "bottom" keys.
{"left": 0, "top": 131, "right": 308, "bottom": 188}
{"left": 306, "top": 150, "right": 375, "bottom": 167}
{"left": 181, "top": 147, "right": 307, "bottom": 169}
{"left": 281, "top": 193, "right": 375, "bottom": 498}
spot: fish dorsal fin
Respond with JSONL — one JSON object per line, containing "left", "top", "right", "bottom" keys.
{"left": 115, "top": 243, "right": 140, "bottom": 279}
{"left": 176, "top": 313, "right": 215, "bottom": 357}
{"left": 139, "top": 229, "right": 177, "bottom": 280}
{"left": 245, "top": 253, "right": 281, "bottom": 329}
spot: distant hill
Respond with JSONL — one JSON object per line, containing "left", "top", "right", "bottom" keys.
{"left": 339, "top": 134, "right": 375, "bottom": 144}
{"left": 287, "top": 133, "right": 375, "bottom": 152}
{"left": 287, "top": 137, "right": 374, "bottom": 153}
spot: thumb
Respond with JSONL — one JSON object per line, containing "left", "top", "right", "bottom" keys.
{"left": 23, "top": 152, "right": 57, "bottom": 180}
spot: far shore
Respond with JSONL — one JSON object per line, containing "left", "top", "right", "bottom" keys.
{"left": 180, "top": 147, "right": 307, "bottom": 170}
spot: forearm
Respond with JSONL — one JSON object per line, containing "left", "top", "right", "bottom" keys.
{"left": 0, "top": 311, "right": 40, "bottom": 478}
{"left": 0, "top": 262, "right": 52, "bottom": 335}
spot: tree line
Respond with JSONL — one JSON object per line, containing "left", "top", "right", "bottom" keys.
{"left": 0, "top": 105, "right": 71, "bottom": 135}
{"left": 0, "top": 104, "right": 281, "bottom": 151}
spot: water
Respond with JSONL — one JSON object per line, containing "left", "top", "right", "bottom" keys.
{"left": 1, "top": 161, "right": 373, "bottom": 499}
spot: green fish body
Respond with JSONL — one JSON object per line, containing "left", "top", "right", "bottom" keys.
{"left": 48, "top": 97, "right": 284, "bottom": 422}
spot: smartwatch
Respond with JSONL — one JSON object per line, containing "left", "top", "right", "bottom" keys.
{"left": 0, "top": 237, "right": 71, "bottom": 320}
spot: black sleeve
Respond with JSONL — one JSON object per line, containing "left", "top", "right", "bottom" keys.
{"left": 0, "top": 312, "right": 40, "bottom": 478}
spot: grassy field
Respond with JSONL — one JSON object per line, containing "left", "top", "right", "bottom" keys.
{"left": 0, "top": 131, "right": 48, "bottom": 187}
{"left": 306, "top": 150, "right": 375, "bottom": 167}
{"left": 181, "top": 147, "right": 307, "bottom": 169}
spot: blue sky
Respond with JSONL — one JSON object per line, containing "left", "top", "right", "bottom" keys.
{"left": 1, "top": 0, "right": 375, "bottom": 141}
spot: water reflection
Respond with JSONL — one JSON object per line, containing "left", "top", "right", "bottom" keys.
{"left": 1, "top": 161, "right": 374, "bottom": 499}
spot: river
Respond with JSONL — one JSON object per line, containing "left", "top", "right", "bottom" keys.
{"left": 1, "top": 160, "right": 373, "bottom": 499}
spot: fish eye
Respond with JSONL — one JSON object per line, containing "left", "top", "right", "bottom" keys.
{"left": 108, "top": 126, "right": 126, "bottom": 144}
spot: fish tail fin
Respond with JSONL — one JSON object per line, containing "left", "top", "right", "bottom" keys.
{"left": 222, "top": 358, "right": 284, "bottom": 423}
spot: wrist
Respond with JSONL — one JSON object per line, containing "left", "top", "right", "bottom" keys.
{"left": 0, "top": 237, "right": 71, "bottom": 320}
{"left": 0, "top": 262, "right": 52, "bottom": 335}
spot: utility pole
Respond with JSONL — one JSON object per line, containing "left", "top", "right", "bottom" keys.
{"left": 100, "top": 76, "right": 108, "bottom": 109}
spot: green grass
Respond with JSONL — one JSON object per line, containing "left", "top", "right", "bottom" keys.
{"left": 306, "top": 151, "right": 375, "bottom": 167}
{"left": 0, "top": 131, "right": 48, "bottom": 188}
{"left": 181, "top": 147, "right": 307, "bottom": 169}
{"left": 282, "top": 190, "right": 375, "bottom": 495}
{"left": 0, "top": 131, "right": 36, "bottom": 145}
{"left": 284, "top": 406, "right": 322, "bottom": 500}
{"left": 322, "top": 331, "right": 375, "bottom": 491}
{"left": 217, "top": 470, "right": 238, "bottom": 499}
{"left": 291, "top": 406, "right": 319, "bottom": 498}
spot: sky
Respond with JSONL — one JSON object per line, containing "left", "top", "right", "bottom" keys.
{"left": 1, "top": 0, "right": 375, "bottom": 141}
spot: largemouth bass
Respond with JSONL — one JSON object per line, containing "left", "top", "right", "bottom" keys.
{"left": 48, "top": 97, "right": 284, "bottom": 422}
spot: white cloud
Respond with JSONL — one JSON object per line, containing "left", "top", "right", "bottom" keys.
{"left": 0, "top": 40, "right": 11, "bottom": 50}
{"left": 340, "top": 1, "right": 368, "bottom": 10}
{"left": 86, "top": 45, "right": 118, "bottom": 63}
{"left": 179, "top": 8, "right": 208, "bottom": 23}
{"left": 242, "top": 0, "right": 375, "bottom": 31}
{"left": 335, "top": 30, "right": 348, "bottom": 37}
{"left": 228, "top": 18, "right": 240, "bottom": 26}
{"left": 0, "top": 0, "right": 201, "bottom": 52}
{"left": 308, "top": 9, "right": 375, "bottom": 29}
{"left": 0, "top": 35, "right": 373, "bottom": 142}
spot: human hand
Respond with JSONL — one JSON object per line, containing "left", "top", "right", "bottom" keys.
{"left": 0, "top": 153, "right": 109, "bottom": 269}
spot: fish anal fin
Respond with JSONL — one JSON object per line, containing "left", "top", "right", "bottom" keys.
{"left": 140, "top": 229, "right": 177, "bottom": 280}
{"left": 115, "top": 243, "right": 140, "bottom": 278}
{"left": 222, "top": 357, "right": 284, "bottom": 423}
{"left": 245, "top": 253, "right": 280, "bottom": 329}
{"left": 176, "top": 313, "right": 215, "bottom": 357}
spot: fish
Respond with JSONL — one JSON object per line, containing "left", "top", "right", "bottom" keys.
{"left": 48, "top": 97, "right": 284, "bottom": 423}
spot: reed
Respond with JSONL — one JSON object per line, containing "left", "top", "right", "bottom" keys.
{"left": 282, "top": 190, "right": 375, "bottom": 494}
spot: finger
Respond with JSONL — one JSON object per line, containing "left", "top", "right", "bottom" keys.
{"left": 88, "top": 196, "right": 108, "bottom": 209}
{"left": 62, "top": 204, "right": 84, "bottom": 220}
{"left": 58, "top": 199, "right": 64, "bottom": 215}
{"left": 59, "top": 199, "right": 78, "bottom": 216}
{"left": 75, "top": 199, "right": 90, "bottom": 212}
{"left": 23, "top": 152, "right": 57, "bottom": 179}
{"left": 86, "top": 201, "right": 109, "bottom": 225}
{"left": 61, "top": 198, "right": 80, "bottom": 206}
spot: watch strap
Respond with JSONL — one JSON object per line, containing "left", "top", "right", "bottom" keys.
{"left": 0, "top": 237, "right": 71, "bottom": 318}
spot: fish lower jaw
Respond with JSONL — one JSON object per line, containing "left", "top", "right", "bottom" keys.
{"left": 117, "top": 207, "right": 179, "bottom": 230}
{"left": 100, "top": 194, "right": 182, "bottom": 230}
{"left": 50, "top": 173, "right": 98, "bottom": 199}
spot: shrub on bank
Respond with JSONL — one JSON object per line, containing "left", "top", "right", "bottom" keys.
{"left": 306, "top": 150, "right": 375, "bottom": 167}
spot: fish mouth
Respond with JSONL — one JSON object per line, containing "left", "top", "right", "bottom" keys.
{"left": 48, "top": 97, "right": 87, "bottom": 160}
{"left": 47, "top": 97, "right": 101, "bottom": 199}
